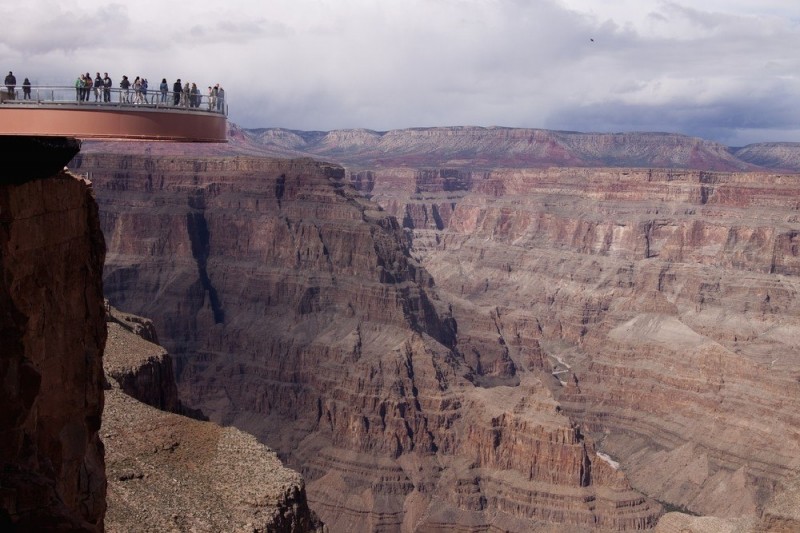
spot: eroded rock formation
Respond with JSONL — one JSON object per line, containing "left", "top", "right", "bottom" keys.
{"left": 73, "top": 152, "right": 663, "bottom": 531}
{"left": 105, "top": 305, "right": 181, "bottom": 413}
{"left": 351, "top": 165, "right": 800, "bottom": 523}
{"left": 102, "top": 305, "right": 322, "bottom": 532}
{"left": 0, "top": 168, "right": 107, "bottom": 530}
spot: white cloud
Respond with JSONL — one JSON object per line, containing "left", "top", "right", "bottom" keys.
{"left": 1, "top": 0, "right": 799, "bottom": 143}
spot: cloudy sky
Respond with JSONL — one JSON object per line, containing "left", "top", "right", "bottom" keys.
{"left": 2, "top": 0, "right": 800, "bottom": 145}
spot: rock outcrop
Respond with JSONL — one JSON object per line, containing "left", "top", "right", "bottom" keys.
{"left": 0, "top": 167, "right": 107, "bottom": 530}
{"left": 104, "top": 305, "right": 181, "bottom": 413}
{"left": 101, "top": 307, "right": 322, "bottom": 532}
{"left": 3, "top": 136, "right": 82, "bottom": 182}
{"left": 73, "top": 152, "right": 663, "bottom": 531}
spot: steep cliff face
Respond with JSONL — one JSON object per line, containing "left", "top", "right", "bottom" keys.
{"left": 356, "top": 165, "right": 800, "bottom": 520}
{"left": 0, "top": 169, "right": 107, "bottom": 530}
{"left": 74, "top": 152, "right": 662, "bottom": 531}
{"left": 102, "top": 306, "right": 322, "bottom": 532}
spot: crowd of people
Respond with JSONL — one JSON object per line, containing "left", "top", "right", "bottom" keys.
{"left": 74, "top": 72, "right": 114, "bottom": 102}
{"left": 3, "top": 70, "right": 225, "bottom": 112}
{"left": 75, "top": 72, "right": 226, "bottom": 112}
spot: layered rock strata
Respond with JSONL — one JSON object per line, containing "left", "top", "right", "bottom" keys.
{"left": 349, "top": 165, "right": 800, "bottom": 521}
{"left": 102, "top": 309, "right": 322, "bottom": 532}
{"left": 0, "top": 169, "right": 107, "bottom": 530}
{"left": 73, "top": 152, "right": 662, "bottom": 531}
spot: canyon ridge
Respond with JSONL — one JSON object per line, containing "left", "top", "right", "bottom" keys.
{"left": 70, "top": 126, "right": 800, "bottom": 531}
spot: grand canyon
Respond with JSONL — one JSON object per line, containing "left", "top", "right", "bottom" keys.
{"left": 3, "top": 126, "right": 800, "bottom": 531}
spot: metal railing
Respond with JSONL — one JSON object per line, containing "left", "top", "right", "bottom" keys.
{"left": 0, "top": 85, "right": 228, "bottom": 116}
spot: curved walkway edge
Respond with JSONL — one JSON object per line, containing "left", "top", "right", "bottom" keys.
{"left": 0, "top": 105, "right": 227, "bottom": 142}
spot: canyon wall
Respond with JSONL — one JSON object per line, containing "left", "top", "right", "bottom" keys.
{"left": 0, "top": 166, "right": 107, "bottom": 530}
{"left": 74, "top": 152, "right": 662, "bottom": 531}
{"left": 351, "top": 165, "right": 800, "bottom": 521}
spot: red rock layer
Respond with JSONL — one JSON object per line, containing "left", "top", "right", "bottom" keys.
{"left": 73, "top": 153, "right": 662, "bottom": 531}
{"left": 0, "top": 172, "right": 107, "bottom": 530}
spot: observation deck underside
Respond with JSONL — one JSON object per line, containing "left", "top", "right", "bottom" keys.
{"left": 0, "top": 104, "right": 227, "bottom": 143}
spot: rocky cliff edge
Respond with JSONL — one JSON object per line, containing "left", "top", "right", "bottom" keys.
{"left": 0, "top": 163, "right": 106, "bottom": 531}
{"left": 102, "top": 304, "right": 324, "bottom": 532}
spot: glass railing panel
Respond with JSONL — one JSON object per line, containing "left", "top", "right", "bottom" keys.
{"left": 0, "top": 85, "right": 228, "bottom": 116}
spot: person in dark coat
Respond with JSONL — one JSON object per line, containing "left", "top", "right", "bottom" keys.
{"left": 94, "top": 73, "right": 103, "bottom": 101}
{"left": 216, "top": 86, "right": 225, "bottom": 112}
{"left": 190, "top": 83, "right": 200, "bottom": 107}
{"left": 103, "top": 73, "right": 112, "bottom": 102}
{"left": 83, "top": 72, "right": 92, "bottom": 102}
{"left": 159, "top": 78, "right": 168, "bottom": 103}
{"left": 5, "top": 71, "right": 16, "bottom": 98}
{"left": 119, "top": 75, "right": 130, "bottom": 103}
{"left": 22, "top": 78, "right": 31, "bottom": 99}
{"left": 173, "top": 79, "right": 182, "bottom": 105}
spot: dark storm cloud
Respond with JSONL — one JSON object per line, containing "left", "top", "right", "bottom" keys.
{"left": 546, "top": 87, "right": 800, "bottom": 145}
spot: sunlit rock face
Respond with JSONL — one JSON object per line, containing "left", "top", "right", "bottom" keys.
{"left": 0, "top": 169, "right": 107, "bottom": 531}
{"left": 74, "top": 151, "right": 662, "bottom": 532}
{"left": 353, "top": 165, "right": 800, "bottom": 520}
